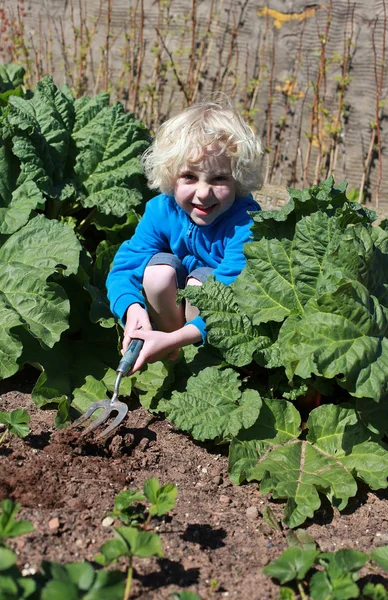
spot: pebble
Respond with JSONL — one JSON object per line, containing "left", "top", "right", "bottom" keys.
{"left": 212, "top": 475, "right": 223, "bottom": 486}
{"left": 219, "top": 494, "right": 231, "bottom": 505}
{"left": 246, "top": 506, "right": 259, "bottom": 519}
{"left": 102, "top": 516, "right": 115, "bottom": 527}
{"left": 374, "top": 531, "right": 388, "bottom": 546}
{"left": 48, "top": 517, "right": 60, "bottom": 532}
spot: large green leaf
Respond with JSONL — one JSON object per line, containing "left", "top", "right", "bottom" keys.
{"left": 8, "top": 77, "right": 75, "bottom": 191}
{"left": 233, "top": 211, "right": 342, "bottom": 325}
{"left": 280, "top": 281, "right": 388, "bottom": 402}
{"left": 181, "top": 278, "right": 272, "bottom": 366}
{"left": 159, "top": 367, "right": 262, "bottom": 441}
{"left": 73, "top": 98, "right": 150, "bottom": 217}
{"left": 0, "top": 64, "right": 25, "bottom": 91}
{"left": 0, "top": 144, "right": 46, "bottom": 235}
{"left": 229, "top": 402, "right": 388, "bottom": 527}
{"left": 0, "top": 215, "right": 81, "bottom": 378}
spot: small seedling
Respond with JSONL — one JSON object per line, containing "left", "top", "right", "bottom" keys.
{"left": 96, "top": 477, "right": 178, "bottom": 600}
{"left": 0, "top": 499, "right": 34, "bottom": 544}
{"left": 0, "top": 409, "right": 30, "bottom": 445}
{"left": 39, "top": 561, "right": 126, "bottom": 599}
{"left": 263, "top": 541, "right": 388, "bottom": 600}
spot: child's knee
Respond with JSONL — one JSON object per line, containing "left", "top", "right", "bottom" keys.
{"left": 185, "top": 277, "right": 201, "bottom": 320}
{"left": 186, "top": 276, "right": 202, "bottom": 287}
{"left": 143, "top": 264, "right": 177, "bottom": 295}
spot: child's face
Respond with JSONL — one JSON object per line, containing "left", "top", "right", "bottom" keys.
{"left": 173, "top": 148, "right": 236, "bottom": 225}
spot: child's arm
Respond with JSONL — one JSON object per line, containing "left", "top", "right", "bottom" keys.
{"left": 123, "top": 324, "right": 202, "bottom": 374}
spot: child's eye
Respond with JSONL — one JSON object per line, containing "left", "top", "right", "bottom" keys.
{"left": 180, "top": 173, "right": 196, "bottom": 181}
{"left": 214, "top": 175, "right": 229, "bottom": 182}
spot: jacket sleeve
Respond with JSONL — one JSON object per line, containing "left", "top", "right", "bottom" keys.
{"left": 106, "top": 197, "right": 170, "bottom": 323}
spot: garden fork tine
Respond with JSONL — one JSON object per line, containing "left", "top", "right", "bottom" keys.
{"left": 73, "top": 337, "right": 144, "bottom": 439}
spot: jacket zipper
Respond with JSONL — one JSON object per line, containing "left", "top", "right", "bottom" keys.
{"left": 186, "top": 222, "right": 195, "bottom": 253}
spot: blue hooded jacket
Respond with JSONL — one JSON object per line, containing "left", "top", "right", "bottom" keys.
{"left": 106, "top": 192, "right": 260, "bottom": 341}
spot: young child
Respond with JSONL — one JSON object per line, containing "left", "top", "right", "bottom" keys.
{"left": 106, "top": 100, "right": 263, "bottom": 374}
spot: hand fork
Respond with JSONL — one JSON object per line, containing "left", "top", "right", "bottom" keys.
{"left": 72, "top": 337, "right": 144, "bottom": 439}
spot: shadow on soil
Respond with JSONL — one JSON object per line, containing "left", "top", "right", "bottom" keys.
{"left": 136, "top": 558, "right": 200, "bottom": 589}
{"left": 358, "top": 573, "right": 388, "bottom": 588}
{"left": 181, "top": 523, "right": 227, "bottom": 549}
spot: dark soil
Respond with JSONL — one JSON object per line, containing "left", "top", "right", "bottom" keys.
{"left": 1, "top": 368, "right": 388, "bottom": 599}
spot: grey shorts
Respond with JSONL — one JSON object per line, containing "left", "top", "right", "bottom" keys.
{"left": 146, "top": 252, "right": 214, "bottom": 288}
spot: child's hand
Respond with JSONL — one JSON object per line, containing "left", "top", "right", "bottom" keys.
{"left": 123, "top": 303, "right": 152, "bottom": 353}
{"left": 124, "top": 329, "right": 180, "bottom": 374}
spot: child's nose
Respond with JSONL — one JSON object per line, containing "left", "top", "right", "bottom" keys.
{"left": 196, "top": 181, "right": 211, "bottom": 198}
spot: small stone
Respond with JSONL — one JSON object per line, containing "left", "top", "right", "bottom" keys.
{"left": 48, "top": 517, "right": 60, "bottom": 532}
{"left": 212, "top": 475, "right": 223, "bottom": 486}
{"left": 246, "top": 506, "right": 259, "bottom": 519}
{"left": 102, "top": 516, "right": 115, "bottom": 527}
{"left": 75, "top": 539, "right": 83, "bottom": 547}
{"left": 219, "top": 494, "right": 231, "bottom": 505}
{"left": 374, "top": 532, "right": 388, "bottom": 546}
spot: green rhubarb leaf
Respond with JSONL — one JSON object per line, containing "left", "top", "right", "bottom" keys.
{"left": 0, "top": 64, "right": 25, "bottom": 91}
{"left": 280, "top": 281, "right": 388, "bottom": 402}
{"left": 262, "top": 547, "right": 320, "bottom": 583}
{"left": 229, "top": 402, "right": 388, "bottom": 527}
{"left": 356, "top": 397, "right": 388, "bottom": 438}
{"left": 143, "top": 477, "right": 177, "bottom": 516}
{"left": 0, "top": 143, "right": 45, "bottom": 235}
{"left": 228, "top": 398, "right": 301, "bottom": 485}
{"left": 180, "top": 278, "right": 272, "bottom": 366}
{"left": 8, "top": 76, "right": 75, "bottom": 192}
{"left": 73, "top": 97, "right": 150, "bottom": 217}
{"left": 135, "top": 359, "right": 176, "bottom": 412}
{"left": 0, "top": 215, "right": 81, "bottom": 378}
{"left": 0, "top": 409, "right": 30, "bottom": 438}
{"left": 159, "top": 367, "right": 262, "bottom": 441}
{"left": 233, "top": 211, "right": 342, "bottom": 325}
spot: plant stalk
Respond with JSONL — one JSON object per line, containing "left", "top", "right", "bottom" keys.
{"left": 123, "top": 558, "right": 133, "bottom": 600}
{"left": 0, "top": 429, "right": 8, "bottom": 445}
{"left": 297, "top": 581, "right": 308, "bottom": 600}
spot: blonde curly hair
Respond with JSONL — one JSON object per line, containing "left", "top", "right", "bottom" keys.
{"left": 141, "top": 100, "right": 263, "bottom": 197}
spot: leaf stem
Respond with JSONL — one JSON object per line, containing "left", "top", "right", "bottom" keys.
{"left": 0, "top": 429, "right": 8, "bottom": 445}
{"left": 143, "top": 513, "right": 152, "bottom": 531}
{"left": 77, "top": 207, "right": 97, "bottom": 234}
{"left": 123, "top": 558, "right": 133, "bottom": 600}
{"left": 297, "top": 581, "right": 308, "bottom": 600}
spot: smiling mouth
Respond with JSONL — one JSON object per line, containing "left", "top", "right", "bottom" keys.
{"left": 192, "top": 204, "right": 217, "bottom": 214}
